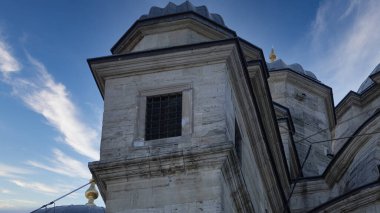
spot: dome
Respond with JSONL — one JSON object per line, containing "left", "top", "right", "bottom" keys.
{"left": 357, "top": 63, "right": 380, "bottom": 93}
{"left": 32, "top": 180, "right": 104, "bottom": 213}
{"left": 267, "top": 59, "right": 287, "bottom": 70}
{"left": 33, "top": 205, "right": 105, "bottom": 213}
{"left": 305, "top": 70, "right": 317, "bottom": 79}
{"left": 139, "top": 1, "right": 225, "bottom": 26}
{"left": 288, "top": 63, "right": 305, "bottom": 75}
{"left": 267, "top": 59, "right": 318, "bottom": 80}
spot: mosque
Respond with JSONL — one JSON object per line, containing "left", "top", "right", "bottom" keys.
{"left": 41, "top": 1, "right": 380, "bottom": 212}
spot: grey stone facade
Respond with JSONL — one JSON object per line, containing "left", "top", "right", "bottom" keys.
{"left": 88, "top": 2, "right": 380, "bottom": 212}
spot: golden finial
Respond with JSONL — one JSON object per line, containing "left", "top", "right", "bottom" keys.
{"left": 269, "top": 47, "right": 277, "bottom": 62}
{"left": 85, "top": 179, "right": 99, "bottom": 206}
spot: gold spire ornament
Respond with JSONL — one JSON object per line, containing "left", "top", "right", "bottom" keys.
{"left": 269, "top": 48, "right": 277, "bottom": 62}
{"left": 85, "top": 179, "right": 99, "bottom": 206}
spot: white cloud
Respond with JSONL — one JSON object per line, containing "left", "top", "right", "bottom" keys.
{"left": 0, "top": 40, "right": 21, "bottom": 73}
{"left": 0, "top": 164, "right": 30, "bottom": 178}
{"left": 310, "top": 0, "right": 380, "bottom": 102}
{"left": 27, "top": 149, "right": 91, "bottom": 179}
{"left": 310, "top": 1, "right": 331, "bottom": 45}
{"left": 0, "top": 199, "right": 36, "bottom": 209}
{"left": 339, "top": 0, "right": 359, "bottom": 20}
{"left": 7, "top": 54, "right": 100, "bottom": 160}
{"left": 10, "top": 179, "right": 58, "bottom": 194}
{"left": 0, "top": 189, "right": 11, "bottom": 194}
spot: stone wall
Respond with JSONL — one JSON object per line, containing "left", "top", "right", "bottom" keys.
{"left": 101, "top": 63, "right": 227, "bottom": 161}
{"left": 106, "top": 170, "right": 223, "bottom": 213}
{"left": 333, "top": 94, "right": 380, "bottom": 153}
{"left": 268, "top": 71, "right": 332, "bottom": 176}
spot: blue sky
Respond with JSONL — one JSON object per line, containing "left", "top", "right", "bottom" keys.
{"left": 0, "top": 0, "right": 379, "bottom": 211}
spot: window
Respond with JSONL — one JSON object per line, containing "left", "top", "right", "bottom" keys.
{"left": 135, "top": 83, "right": 192, "bottom": 146}
{"left": 145, "top": 92, "right": 182, "bottom": 140}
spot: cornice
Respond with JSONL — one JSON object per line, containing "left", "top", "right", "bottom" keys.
{"left": 88, "top": 39, "right": 238, "bottom": 98}
{"left": 335, "top": 84, "right": 380, "bottom": 119}
{"left": 308, "top": 181, "right": 380, "bottom": 212}
{"left": 111, "top": 11, "right": 236, "bottom": 54}
{"left": 240, "top": 37, "right": 270, "bottom": 79}
{"left": 89, "top": 143, "right": 233, "bottom": 201}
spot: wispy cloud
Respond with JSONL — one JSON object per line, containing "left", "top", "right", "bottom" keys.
{"left": 5, "top": 54, "right": 100, "bottom": 160}
{"left": 0, "top": 199, "right": 36, "bottom": 209}
{"left": 310, "top": 0, "right": 380, "bottom": 102}
{"left": 27, "top": 149, "right": 91, "bottom": 179}
{"left": 0, "top": 164, "right": 30, "bottom": 178}
{"left": 310, "top": 1, "right": 331, "bottom": 45}
{"left": 0, "top": 189, "right": 11, "bottom": 194}
{"left": 10, "top": 179, "right": 58, "bottom": 194}
{"left": 0, "top": 40, "right": 21, "bottom": 74}
{"left": 339, "top": 0, "right": 359, "bottom": 20}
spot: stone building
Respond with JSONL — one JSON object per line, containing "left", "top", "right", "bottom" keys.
{"left": 88, "top": 2, "right": 380, "bottom": 212}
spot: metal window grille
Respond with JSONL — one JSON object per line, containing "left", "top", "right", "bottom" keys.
{"left": 145, "top": 92, "right": 182, "bottom": 140}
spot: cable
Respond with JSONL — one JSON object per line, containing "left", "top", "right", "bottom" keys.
{"left": 30, "top": 181, "right": 92, "bottom": 213}
{"left": 292, "top": 106, "right": 380, "bottom": 144}
{"left": 283, "top": 130, "right": 380, "bottom": 213}
{"left": 302, "top": 131, "right": 380, "bottom": 144}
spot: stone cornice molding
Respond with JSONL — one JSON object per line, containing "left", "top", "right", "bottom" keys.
{"left": 308, "top": 181, "right": 380, "bottom": 212}
{"left": 90, "top": 143, "right": 232, "bottom": 201}
{"left": 370, "top": 71, "right": 380, "bottom": 83}
{"left": 89, "top": 40, "right": 237, "bottom": 98}
{"left": 90, "top": 143, "right": 256, "bottom": 212}
{"left": 293, "top": 178, "right": 329, "bottom": 195}
{"left": 111, "top": 12, "right": 236, "bottom": 54}
{"left": 335, "top": 84, "right": 380, "bottom": 119}
{"left": 238, "top": 40, "right": 262, "bottom": 63}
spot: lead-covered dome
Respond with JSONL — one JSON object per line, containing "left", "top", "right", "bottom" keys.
{"left": 139, "top": 1, "right": 225, "bottom": 26}
{"left": 34, "top": 205, "right": 105, "bottom": 213}
{"left": 357, "top": 63, "right": 380, "bottom": 93}
{"left": 267, "top": 59, "right": 319, "bottom": 80}
{"left": 33, "top": 180, "right": 104, "bottom": 213}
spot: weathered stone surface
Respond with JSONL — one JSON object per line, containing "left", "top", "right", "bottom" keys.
{"left": 88, "top": 3, "right": 380, "bottom": 212}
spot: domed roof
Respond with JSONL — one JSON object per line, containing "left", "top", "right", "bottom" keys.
{"left": 288, "top": 63, "right": 304, "bottom": 74}
{"left": 33, "top": 205, "right": 105, "bottom": 213}
{"left": 139, "top": 1, "right": 225, "bottom": 26}
{"left": 32, "top": 179, "right": 104, "bottom": 213}
{"left": 305, "top": 70, "right": 317, "bottom": 79}
{"left": 357, "top": 63, "right": 380, "bottom": 93}
{"left": 267, "top": 59, "right": 318, "bottom": 80}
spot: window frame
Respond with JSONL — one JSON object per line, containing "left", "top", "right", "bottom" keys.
{"left": 145, "top": 92, "right": 183, "bottom": 140}
{"left": 134, "top": 83, "right": 193, "bottom": 146}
